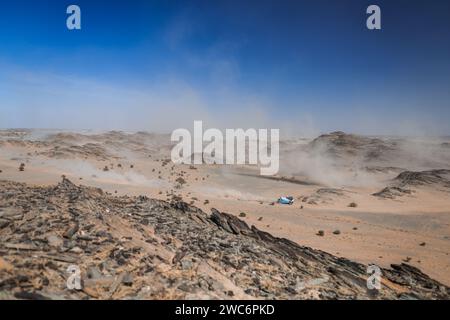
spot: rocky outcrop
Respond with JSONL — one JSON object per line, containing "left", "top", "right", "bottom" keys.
{"left": 394, "top": 170, "right": 450, "bottom": 188}
{"left": 0, "top": 179, "right": 448, "bottom": 300}
{"left": 307, "top": 131, "right": 396, "bottom": 161}
{"left": 373, "top": 169, "right": 450, "bottom": 199}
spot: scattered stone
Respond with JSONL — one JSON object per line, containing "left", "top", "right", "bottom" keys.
{"left": 333, "top": 230, "right": 341, "bottom": 235}
{"left": 176, "top": 177, "right": 186, "bottom": 185}
{"left": 317, "top": 230, "right": 325, "bottom": 237}
{"left": 69, "top": 246, "right": 84, "bottom": 254}
{"left": 46, "top": 234, "right": 63, "bottom": 248}
{"left": 122, "top": 272, "right": 133, "bottom": 286}
{"left": 180, "top": 258, "right": 194, "bottom": 270}
{"left": 3, "top": 243, "right": 38, "bottom": 251}
{"left": 239, "top": 212, "right": 246, "bottom": 218}
{"left": 348, "top": 202, "right": 357, "bottom": 208}
{"left": 0, "top": 219, "right": 10, "bottom": 229}
{"left": 63, "top": 223, "right": 79, "bottom": 239}
{"left": 14, "top": 291, "right": 50, "bottom": 300}
{"left": 0, "top": 178, "right": 448, "bottom": 300}
{"left": 86, "top": 266, "right": 103, "bottom": 280}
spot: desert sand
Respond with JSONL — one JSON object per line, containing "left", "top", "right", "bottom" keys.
{"left": 1, "top": 129, "right": 449, "bottom": 288}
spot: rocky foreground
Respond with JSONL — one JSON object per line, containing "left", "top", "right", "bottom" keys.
{"left": 0, "top": 178, "right": 449, "bottom": 300}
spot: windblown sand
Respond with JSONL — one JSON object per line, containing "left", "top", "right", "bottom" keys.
{"left": 1, "top": 130, "right": 449, "bottom": 286}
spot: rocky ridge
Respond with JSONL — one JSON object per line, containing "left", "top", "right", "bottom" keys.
{"left": 0, "top": 178, "right": 449, "bottom": 300}
{"left": 373, "top": 169, "right": 450, "bottom": 199}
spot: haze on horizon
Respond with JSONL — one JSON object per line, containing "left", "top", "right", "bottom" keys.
{"left": 1, "top": 0, "right": 450, "bottom": 137}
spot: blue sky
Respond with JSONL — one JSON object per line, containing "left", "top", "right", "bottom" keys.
{"left": 1, "top": 0, "right": 450, "bottom": 135}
